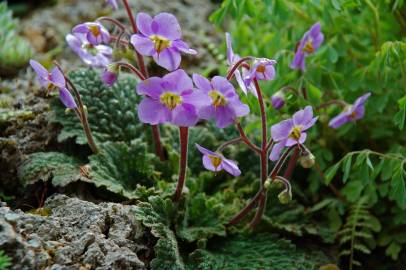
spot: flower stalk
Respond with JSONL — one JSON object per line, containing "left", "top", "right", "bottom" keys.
{"left": 173, "top": 126, "right": 189, "bottom": 202}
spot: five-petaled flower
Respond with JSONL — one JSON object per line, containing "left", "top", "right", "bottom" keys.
{"left": 196, "top": 144, "right": 241, "bottom": 176}
{"left": 66, "top": 34, "right": 112, "bottom": 68}
{"left": 225, "top": 32, "right": 256, "bottom": 96}
{"left": 136, "top": 69, "right": 208, "bottom": 127}
{"left": 131, "top": 12, "right": 196, "bottom": 71}
{"left": 29, "top": 60, "right": 77, "bottom": 109}
{"left": 328, "top": 92, "right": 371, "bottom": 129}
{"left": 72, "top": 22, "right": 110, "bottom": 45}
{"left": 244, "top": 58, "right": 277, "bottom": 86}
{"left": 291, "top": 22, "right": 324, "bottom": 71}
{"left": 269, "top": 106, "right": 318, "bottom": 161}
{"left": 193, "top": 74, "right": 250, "bottom": 128}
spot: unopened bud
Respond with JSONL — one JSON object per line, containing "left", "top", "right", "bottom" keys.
{"left": 65, "top": 108, "right": 72, "bottom": 114}
{"left": 271, "top": 90, "right": 285, "bottom": 110}
{"left": 278, "top": 189, "right": 292, "bottom": 204}
{"left": 101, "top": 63, "right": 119, "bottom": 86}
{"left": 83, "top": 105, "right": 88, "bottom": 113}
{"left": 299, "top": 153, "right": 315, "bottom": 168}
{"left": 264, "top": 178, "right": 272, "bottom": 190}
{"left": 271, "top": 178, "right": 285, "bottom": 189}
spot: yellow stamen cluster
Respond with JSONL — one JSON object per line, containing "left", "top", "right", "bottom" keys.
{"left": 256, "top": 64, "right": 266, "bottom": 73}
{"left": 302, "top": 39, "right": 314, "bottom": 53}
{"left": 289, "top": 125, "right": 303, "bottom": 140}
{"left": 160, "top": 92, "right": 182, "bottom": 110}
{"left": 209, "top": 90, "right": 227, "bottom": 107}
{"left": 88, "top": 25, "right": 101, "bottom": 37}
{"left": 208, "top": 155, "right": 222, "bottom": 169}
{"left": 150, "top": 35, "right": 172, "bottom": 53}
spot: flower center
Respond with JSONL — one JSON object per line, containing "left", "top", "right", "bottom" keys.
{"left": 88, "top": 25, "right": 100, "bottom": 37}
{"left": 302, "top": 39, "right": 314, "bottom": 53}
{"left": 208, "top": 90, "right": 227, "bottom": 107}
{"left": 150, "top": 35, "right": 172, "bottom": 53}
{"left": 349, "top": 110, "right": 358, "bottom": 120}
{"left": 289, "top": 125, "right": 303, "bottom": 140}
{"left": 208, "top": 155, "right": 222, "bottom": 169}
{"left": 160, "top": 92, "right": 182, "bottom": 110}
{"left": 256, "top": 64, "right": 266, "bottom": 73}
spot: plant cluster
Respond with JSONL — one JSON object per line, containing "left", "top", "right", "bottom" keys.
{"left": 21, "top": 0, "right": 406, "bottom": 269}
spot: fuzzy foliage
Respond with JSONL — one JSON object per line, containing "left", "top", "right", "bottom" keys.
{"left": 187, "top": 234, "right": 330, "bottom": 270}
{"left": 51, "top": 68, "right": 143, "bottom": 145}
{"left": 17, "top": 139, "right": 159, "bottom": 199}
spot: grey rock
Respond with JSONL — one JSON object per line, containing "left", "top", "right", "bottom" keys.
{"left": 0, "top": 194, "right": 148, "bottom": 269}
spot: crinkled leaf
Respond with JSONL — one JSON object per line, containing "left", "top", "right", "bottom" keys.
{"left": 51, "top": 68, "right": 143, "bottom": 145}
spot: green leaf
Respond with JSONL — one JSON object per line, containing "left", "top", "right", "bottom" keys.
{"left": 51, "top": 68, "right": 143, "bottom": 145}
{"left": 342, "top": 155, "right": 352, "bottom": 183}
{"left": 324, "top": 163, "right": 340, "bottom": 184}
{"left": 394, "top": 105, "right": 406, "bottom": 130}
{"left": 391, "top": 169, "right": 406, "bottom": 209}
{"left": 186, "top": 234, "right": 329, "bottom": 270}
{"left": 385, "top": 242, "right": 402, "bottom": 260}
{"left": 17, "top": 139, "right": 160, "bottom": 200}
{"left": 342, "top": 181, "right": 364, "bottom": 202}
{"left": 17, "top": 152, "right": 82, "bottom": 187}
{"left": 134, "top": 196, "right": 184, "bottom": 270}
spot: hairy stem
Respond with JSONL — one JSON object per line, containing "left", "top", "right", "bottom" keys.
{"left": 283, "top": 147, "right": 300, "bottom": 179}
{"left": 226, "top": 57, "right": 252, "bottom": 80}
{"left": 216, "top": 137, "right": 242, "bottom": 152}
{"left": 236, "top": 122, "right": 261, "bottom": 154}
{"left": 121, "top": 0, "right": 148, "bottom": 77}
{"left": 152, "top": 125, "right": 165, "bottom": 161}
{"left": 116, "top": 62, "right": 146, "bottom": 80}
{"left": 173, "top": 127, "right": 189, "bottom": 202}
{"left": 249, "top": 79, "right": 269, "bottom": 227}
{"left": 53, "top": 61, "right": 99, "bottom": 153}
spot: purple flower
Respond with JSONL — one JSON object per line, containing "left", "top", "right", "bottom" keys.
{"left": 269, "top": 106, "right": 318, "bottom": 161}
{"left": 244, "top": 58, "right": 277, "bottom": 86}
{"left": 101, "top": 63, "right": 119, "bottom": 86}
{"left": 72, "top": 22, "right": 110, "bottom": 45}
{"left": 130, "top": 12, "right": 196, "bottom": 71}
{"left": 195, "top": 144, "right": 241, "bottom": 176}
{"left": 271, "top": 90, "right": 285, "bottom": 110}
{"left": 66, "top": 34, "right": 112, "bottom": 68}
{"left": 291, "top": 22, "right": 324, "bottom": 71}
{"left": 106, "top": 0, "right": 118, "bottom": 9}
{"left": 193, "top": 74, "right": 250, "bottom": 128}
{"left": 225, "top": 32, "right": 256, "bottom": 96}
{"left": 136, "top": 69, "right": 209, "bottom": 127}
{"left": 29, "top": 60, "right": 77, "bottom": 109}
{"left": 328, "top": 93, "right": 371, "bottom": 129}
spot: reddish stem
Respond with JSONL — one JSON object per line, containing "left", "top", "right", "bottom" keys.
{"left": 152, "top": 125, "right": 165, "bottom": 161}
{"left": 173, "top": 127, "right": 189, "bottom": 202}
{"left": 248, "top": 79, "right": 269, "bottom": 227}
{"left": 116, "top": 62, "right": 146, "bottom": 80}
{"left": 226, "top": 57, "right": 252, "bottom": 80}
{"left": 121, "top": 0, "right": 148, "bottom": 77}
{"left": 227, "top": 188, "right": 265, "bottom": 226}
{"left": 283, "top": 147, "right": 300, "bottom": 179}
{"left": 236, "top": 123, "right": 261, "bottom": 154}
{"left": 269, "top": 146, "right": 295, "bottom": 179}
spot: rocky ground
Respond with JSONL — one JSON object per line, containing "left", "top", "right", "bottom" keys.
{"left": 0, "top": 194, "right": 151, "bottom": 270}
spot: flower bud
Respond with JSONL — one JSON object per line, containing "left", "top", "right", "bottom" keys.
{"left": 278, "top": 189, "right": 292, "bottom": 204}
{"left": 271, "top": 90, "right": 285, "bottom": 110}
{"left": 299, "top": 152, "right": 315, "bottom": 168}
{"left": 264, "top": 178, "right": 272, "bottom": 190}
{"left": 101, "top": 63, "right": 119, "bottom": 86}
{"left": 271, "top": 178, "right": 285, "bottom": 189}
